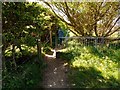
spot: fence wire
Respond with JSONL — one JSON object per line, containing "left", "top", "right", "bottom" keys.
{"left": 60, "top": 36, "right": 120, "bottom": 49}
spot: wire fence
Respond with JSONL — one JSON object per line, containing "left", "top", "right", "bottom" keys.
{"left": 60, "top": 36, "right": 120, "bottom": 49}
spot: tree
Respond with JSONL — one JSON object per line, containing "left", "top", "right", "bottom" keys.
{"left": 44, "top": 2, "right": 120, "bottom": 37}
{"left": 2, "top": 2, "right": 54, "bottom": 69}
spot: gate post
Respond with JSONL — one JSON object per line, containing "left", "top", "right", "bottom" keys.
{"left": 95, "top": 37, "right": 98, "bottom": 48}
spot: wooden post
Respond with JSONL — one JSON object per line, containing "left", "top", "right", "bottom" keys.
{"left": 50, "top": 30, "right": 52, "bottom": 47}
{"left": 95, "top": 37, "right": 98, "bottom": 48}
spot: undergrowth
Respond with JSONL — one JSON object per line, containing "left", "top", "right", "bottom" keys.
{"left": 2, "top": 46, "right": 45, "bottom": 89}
{"left": 60, "top": 40, "right": 120, "bottom": 88}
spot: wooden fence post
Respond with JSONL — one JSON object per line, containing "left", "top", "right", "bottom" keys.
{"left": 50, "top": 30, "right": 52, "bottom": 47}
{"left": 95, "top": 37, "right": 97, "bottom": 48}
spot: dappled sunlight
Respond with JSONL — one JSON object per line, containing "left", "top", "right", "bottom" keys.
{"left": 2, "top": 1, "right": 120, "bottom": 89}
{"left": 42, "top": 52, "right": 70, "bottom": 88}
{"left": 45, "top": 49, "right": 56, "bottom": 59}
{"left": 55, "top": 48, "right": 68, "bottom": 52}
{"left": 70, "top": 49, "right": 119, "bottom": 80}
{"left": 45, "top": 54, "right": 56, "bottom": 59}
{"left": 69, "top": 66, "right": 119, "bottom": 88}
{"left": 60, "top": 40, "right": 120, "bottom": 88}
{"left": 46, "top": 79, "right": 68, "bottom": 88}
{"left": 63, "top": 63, "right": 68, "bottom": 67}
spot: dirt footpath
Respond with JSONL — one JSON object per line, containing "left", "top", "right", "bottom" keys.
{"left": 42, "top": 54, "right": 70, "bottom": 88}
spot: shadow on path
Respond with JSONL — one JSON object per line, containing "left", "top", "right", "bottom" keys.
{"left": 41, "top": 49, "right": 70, "bottom": 88}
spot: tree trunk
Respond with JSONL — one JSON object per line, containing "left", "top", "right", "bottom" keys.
{"left": 94, "top": 21, "right": 98, "bottom": 37}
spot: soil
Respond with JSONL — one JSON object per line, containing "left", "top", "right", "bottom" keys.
{"left": 41, "top": 51, "right": 70, "bottom": 88}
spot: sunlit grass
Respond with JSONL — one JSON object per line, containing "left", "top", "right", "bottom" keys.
{"left": 61, "top": 40, "right": 120, "bottom": 88}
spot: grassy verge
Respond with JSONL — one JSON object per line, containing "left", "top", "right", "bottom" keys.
{"left": 60, "top": 40, "right": 120, "bottom": 88}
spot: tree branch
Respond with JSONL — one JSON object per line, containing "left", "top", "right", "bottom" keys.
{"left": 43, "top": 2, "right": 73, "bottom": 27}
{"left": 104, "top": 16, "right": 120, "bottom": 37}
{"left": 105, "top": 27, "right": 120, "bottom": 37}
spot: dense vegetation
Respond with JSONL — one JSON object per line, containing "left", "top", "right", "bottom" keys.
{"left": 1, "top": 1, "right": 120, "bottom": 89}
{"left": 2, "top": 2, "right": 59, "bottom": 89}
{"left": 2, "top": 2, "right": 68, "bottom": 89}
{"left": 60, "top": 40, "right": 120, "bottom": 88}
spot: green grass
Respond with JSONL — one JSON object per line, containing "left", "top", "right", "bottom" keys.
{"left": 60, "top": 40, "right": 120, "bottom": 88}
{"left": 2, "top": 57, "right": 44, "bottom": 90}
{"left": 2, "top": 45, "right": 45, "bottom": 89}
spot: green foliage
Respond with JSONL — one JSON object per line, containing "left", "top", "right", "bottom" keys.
{"left": 46, "top": 2, "right": 119, "bottom": 37}
{"left": 60, "top": 40, "right": 120, "bottom": 88}
{"left": 2, "top": 2, "right": 60, "bottom": 89}
{"left": 43, "top": 46, "right": 51, "bottom": 53}
{"left": 2, "top": 1, "right": 56, "bottom": 70}
{"left": 24, "top": 35, "right": 37, "bottom": 47}
{"left": 43, "top": 46, "right": 53, "bottom": 55}
{"left": 2, "top": 2, "right": 55, "bottom": 50}
{"left": 2, "top": 44, "right": 43, "bottom": 89}
{"left": 2, "top": 55, "right": 43, "bottom": 89}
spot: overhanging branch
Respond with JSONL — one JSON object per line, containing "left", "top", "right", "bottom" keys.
{"left": 43, "top": 2, "right": 73, "bottom": 27}
{"left": 104, "top": 16, "right": 120, "bottom": 37}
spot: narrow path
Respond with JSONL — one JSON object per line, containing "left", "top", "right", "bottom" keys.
{"left": 42, "top": 50, "right": 70, "bottom": 88}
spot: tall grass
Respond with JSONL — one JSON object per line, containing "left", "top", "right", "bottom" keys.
{"left": 2, "top": 45, "right": 44, "bottom": 89}
{"left": 61, "top": 40, "right": 120, "bottom": 88}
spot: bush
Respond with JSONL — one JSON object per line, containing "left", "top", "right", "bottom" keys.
{"left": 43, "top": 46, "right": 53, "bottom": 55}
{"left": 2, "top": 59, "right": 43, "bottom": 89}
